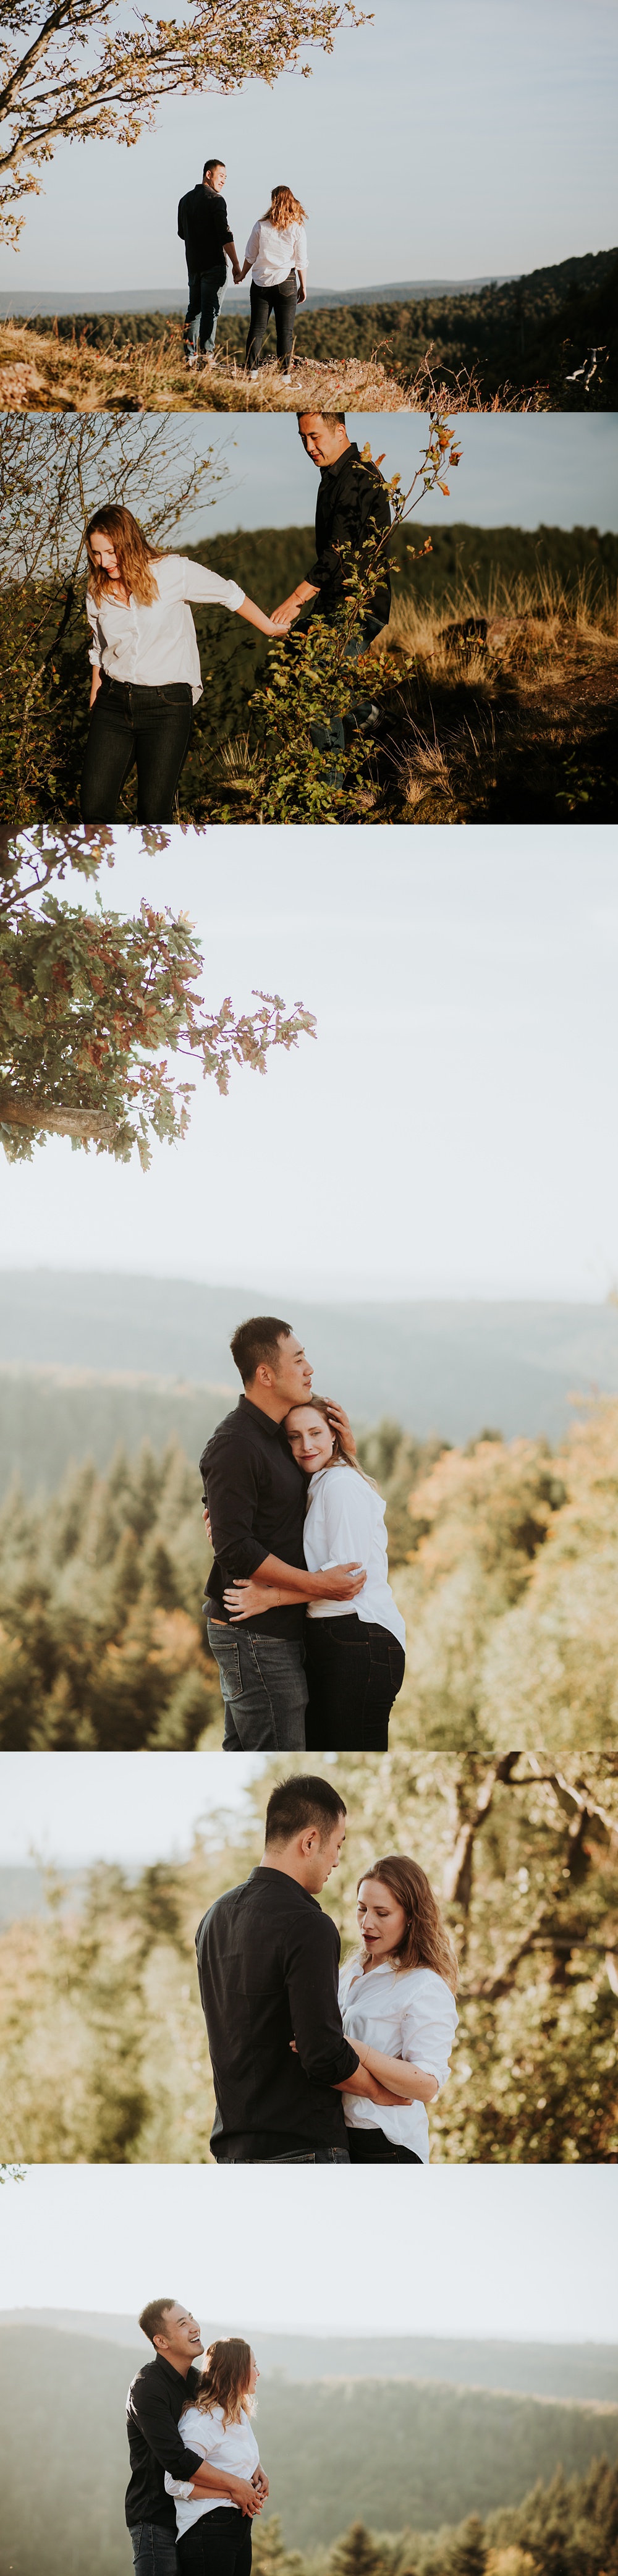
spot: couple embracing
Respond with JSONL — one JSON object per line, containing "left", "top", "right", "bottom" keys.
{"left": 201, "top": 1316, "right": 405, "bottom": 1753}
{"left": 127, "top": 2303, "right": 266, "bottom": 2576}
{"left": 196, "top": 1773, "right": 459, "bottom": 2166}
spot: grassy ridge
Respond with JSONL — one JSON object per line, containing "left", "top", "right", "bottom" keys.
{"left": 12, "top": 246, "right": 618, "bottom": 404}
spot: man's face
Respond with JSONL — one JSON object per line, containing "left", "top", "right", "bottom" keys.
{"left": 270, "top": 1333, "right": 313, "bottom": 1408}
{"left": 304, "top": 1816, "right": 347, "bottom": 1891}
{"left": 154, "top": 2306, "right": 204, "bottom": 2370}
{"left": 205, "top": 164, "right": 226, "bottom": 192}
{"left": 297, "top": 416, "right": 345, "bottom": 468}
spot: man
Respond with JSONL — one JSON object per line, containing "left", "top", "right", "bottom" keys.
{"left": 200, "top": 1315, "right": 366, "bottom": 1752}
{"left": 269, "top": 412, "right": 393, "bottom": 765}
{"left": 125, "top": 2299, "right": 267, "bottom": 2576}
{"left": 177, "top": 158, "right": 242, "bottom": 367}
{"left": 195, "top": 1773, "right": 399, "bottom": 2163}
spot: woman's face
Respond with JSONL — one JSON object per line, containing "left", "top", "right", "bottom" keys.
{"left": 89, "top": 529, "right": 121, "bottom": 580}
{"left": 286, "top": 1407, "right": 335, "bottom": 1475}
{"left": 357, "top": 1877, "right": 408, "bottom": 1963}
{"left": 248, "top": 2350, "right": 260, "bottom": 2395}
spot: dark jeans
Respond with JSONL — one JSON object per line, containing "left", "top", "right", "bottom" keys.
{"left": 346, "top": 2129, "right": 422, "bottom": 2164}
{"left": 80, "top": 674, "right": 193, "bottom": 823}
{"left": 129, "top": 2524, "right": 178, "bottom": 2576}
{"left": 178, "top": 2507, "right": 252, "bottom": 2576}
{"left": 224, "top": 2146, "right": 350, "bottom": 2164}
{"left": 308, "top": 614, "right": 385, "bottom": 768}
{"left": 246, "top": 271, "right": 297, "bottom": 367}
{"left": 305, "top": 1615, "right": 405, "bottom": 1752}
{"left": 185, "top": 263, "right": 227, "bottom": 354}
{"left": 207, "top": 1617, "right": 308, "bottom": 1750}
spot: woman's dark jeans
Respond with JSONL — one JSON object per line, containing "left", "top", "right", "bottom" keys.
{"left": 80, "top": 674, "right": 193, "bottom": 823}
{"left": 178, "top": 2506, "right": 252, "bottom": 2576}
{"left": 346, "top": 2129, "right": 422, "bottom": 2164}
{"left": 246, "top": 271, "right": 297, "bottom": 368}
{"left": 305, "top": 1615, "right": 405, "bottom": 1752}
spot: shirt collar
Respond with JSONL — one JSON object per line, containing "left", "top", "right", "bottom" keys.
{"left": 239, "top": 1394, "right": 285, "bottom": 1438}
{"left": 154, "top": 2354, "right": 197, "bottom": 2389}
{"left": 320, "top": 441, "right": 360, "bottom": 485}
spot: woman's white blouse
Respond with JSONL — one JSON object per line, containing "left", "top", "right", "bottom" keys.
{"left": 339, "top": 1956, "right": 458, "bottom": 2160}
{"left": 244, "top": 218, "right": 308, "bottom": 287}
{"left": 303, "top": 1461, "right": 405, "bottom": 1647}
{"left": 86, "top": 553, "right": 246, "bottom": 703}
{"left": 164, "top": 2403, "right": 260, "bottom": 2537}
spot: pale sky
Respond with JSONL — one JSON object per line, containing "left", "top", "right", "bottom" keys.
{"left": 2, "top": 828, "right": 617, "bottom": 1302}
{"left": 0, "top": 1752, "right": 261, "bottom": 1866}
{"left": 1, "top": 0, "right": 616, "bottom": 298}
{"left": 1, "top": 2167, "right": 616, "bottom": 2341}
{"left": 169, "top": 416, "right": 618, "bottom": 541}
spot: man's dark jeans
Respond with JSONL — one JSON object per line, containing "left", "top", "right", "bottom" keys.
{"left": 305, "top": 1615, "right": 405, "bottom": 1752}
{"left": 129, "top": 2525, "right": 178, "bottom": 2576}
{"left": 347, "top": 2128, "right": 422, "bottom": 2164}
{"left": 246, "top": 271, "right": 297, "bottom": 368}
{"left": 178, "top": 2507, "right": 252, "bottom": 2576}
{"left": 207, "top": 1617, "right": 308, "bottom": 1750}
{"left": 80, "top": 676, "right": 193, "bottom": 824}
{"left": 307, "top": 613, "right": 385, "bottom": 771}
{"left": 185, "top": 263, "right": 227, "bottom": 355}
{"left": 219, "top": 2146, "right": 350, "bottom": 2163}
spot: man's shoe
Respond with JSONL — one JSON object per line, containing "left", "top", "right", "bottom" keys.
{"left": 281, "top": 371, "right": 292, "bottom": 383}
{"left": 249, "top": 368, "right": 259, "bottom": 379}
{"left": 184, "top": 349, "right": 198, "bottom": 370}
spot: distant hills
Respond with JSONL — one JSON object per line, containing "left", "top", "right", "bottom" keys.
{"left": 0, "top": 273, "right": 514, "bottom": 316}
{"left": 2, "top": 2323, "right": 618, "bottom": 2570}
{"left": 1, "top": 1273, "right": 617, "bottom": 1495}
{"left": 2, "top": 2314, "right": 617, "bottom": 2401}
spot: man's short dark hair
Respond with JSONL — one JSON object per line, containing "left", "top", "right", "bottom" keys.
{"left": 265, "top": 1774, "right": 347, "bottom": 1847}
{"left": 138, "top": 2298, "right": 177, "bottom": 2346}
{"left": 203, "top": 157, "right": 225, "bottom": 177}
{"left": 297, "top": 412, "right": 345, "bottom": 430}
{"left": 230, "top": 1316, "right": 292, "bottom": 1385}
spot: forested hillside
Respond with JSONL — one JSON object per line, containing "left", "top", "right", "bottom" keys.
{"left": 1, "top": 1752, "right": 617, "bottom": 2161}
{"left": 2, "top": 2324, "right": 618, "bottom": 2573}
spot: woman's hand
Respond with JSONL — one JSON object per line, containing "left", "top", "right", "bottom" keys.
{"left": 237, "top": 597, "right": 292, "bottom": 639}
{"left": 253, "top": 2470, "right": 269, "bottom": 2500}
{"left": 323, "top": 1399, "right": 357, "bottom": 1458}
{"left": 229, "top": 2479, "right": 264, "bottom": 2518}
{"left": 203, "top": 1508, "right": 212, "bottom": 1545}
{"left": 89, "top": 665, "right": 102, "bottom": 710}
{"left": 223, "top": 1578, "right": 281, "bottom": 1620}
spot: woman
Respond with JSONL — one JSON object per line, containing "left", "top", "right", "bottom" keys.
{"left": 80, "top": 505, "right": 285, "bottom": 824}
{"left": 165, "top": 2337, "right": 268, "bottom": 2576}
{"left": 240, "top": 185, "right": 308, "bottom": 378}
{"left": 338, "top": 1855, "right": 459, "bottom": 2164}
{"left": 223, "top": 1397, "right": 405, "bottom": 1751}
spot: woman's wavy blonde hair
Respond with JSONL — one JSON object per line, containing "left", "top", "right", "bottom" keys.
{"left": 357, "top": 1855, "right": 459, "bottom": 1993}
{"left": 190, "top": 2338, "right": 255, "bottom": 2428}
{"left": 284, "top": 1395, "right": 376, "bottom": 1487}
{"left": 261, "top": 184, "right": 307, "bottom": 227}
{"left": 85, "top": 505, "right": 164, "bottom": 606}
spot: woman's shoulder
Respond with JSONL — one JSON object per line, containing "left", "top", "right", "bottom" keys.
{"left": 179, "top": 2402, "right": 208, "bottom": 2432}
{"left": 400, "top": 1964, "right": 457, "bottom": 2004}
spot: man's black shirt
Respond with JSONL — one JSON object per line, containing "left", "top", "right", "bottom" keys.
{"left": 200, "top": 1396, "right": 307, "bottom": 1637}
{"left": 309, "top": 442, "right": 392, "bottom": 626}
{"left": 177, "top": 184, "right": 232, "bottom": 276}
{"left": 125, "top": 2353, "right": 203, "bottom": 2531}
{"left": 195, "top": 1865, "right": 360, "bottom": 2159}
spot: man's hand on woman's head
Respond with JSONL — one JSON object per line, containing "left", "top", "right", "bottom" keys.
{"left": 323, "top": 1399, "right": 357, "bottom": 1457}
{"left": 202, "top": 1507, "right": 212, "bottom": 1544}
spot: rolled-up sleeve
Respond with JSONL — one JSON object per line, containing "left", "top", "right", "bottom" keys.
{"left": 181, "top": 562, "right": 245, "bottom": 612}
{"left": 244, "top": 222, "right": 261, "bottom": 266}
{"left": 400, "top": 1976, "right": 458, "bottom": 2093}
{"left": 286, "top": 1911, "right": 359, "bottom": 2088}
{"left": 205, "top": 1433, "right": 271, "bottom": 1582}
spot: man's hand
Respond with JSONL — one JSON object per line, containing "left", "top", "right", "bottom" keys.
{"left": 323, "top": 1399, "right": 357, "bottom": 1458}
{"left": 270, "top": 580, "right": 319, "bottom": 630}
{"left": 229, "top": 2479, "right": 264, "bottom": 2518}
{"left": 231, "top": 265, "right": 242, "bottom": 284}
{"left": 318, "top": 1562, "right": 366, "bottom": 1599}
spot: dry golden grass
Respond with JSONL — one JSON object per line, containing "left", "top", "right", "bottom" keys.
{"left": 0, "top": 315, "right": 544, "bottom": 412}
